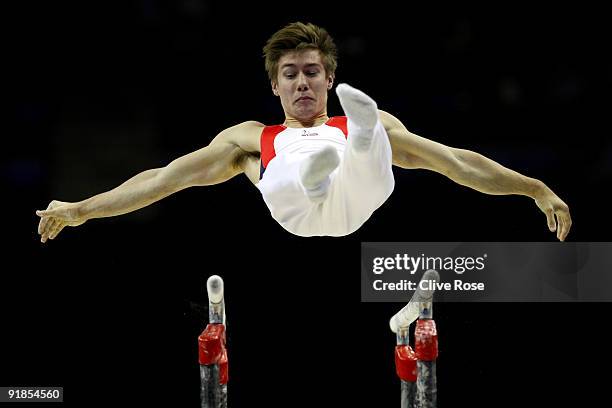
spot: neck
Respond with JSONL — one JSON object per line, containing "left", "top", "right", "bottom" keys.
{"left": 283, "top": 112, "right": 329, "bottom": 128}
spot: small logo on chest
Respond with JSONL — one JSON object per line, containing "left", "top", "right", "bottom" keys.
{"left": 301, "top": 129, "right": 319, "bottom": 137}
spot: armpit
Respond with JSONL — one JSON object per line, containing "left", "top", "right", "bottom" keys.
{"left": 234, "top": 150, "right": 261, "bottom": 185}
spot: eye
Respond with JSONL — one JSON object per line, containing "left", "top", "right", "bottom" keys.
{"left": 307, "top": 71, "right": 319, "bottom": 76}
{"left": 284, "top": 73, "right": 296, "bottom": 79}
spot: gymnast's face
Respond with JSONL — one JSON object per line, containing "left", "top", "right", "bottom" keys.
{"left": 272, "top": 49, "right": 334, "bottom": 124}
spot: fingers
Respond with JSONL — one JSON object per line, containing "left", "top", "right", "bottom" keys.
{"left": 45, "top": 219, "right": 57, "bottom": 241}
{"left": 538, "top": 194, "right": 571, "bottom": 241}
{"left": 564, "top": 213, "right": 572, "bottom": 241}
{"left": 39, "top": 216, "right": 53, "bottom": 242}
{"left": 49, "top": 222, "right": 64, "bottom": 240}
{"left": 41, "top": 218, "right": 59, "bottom": 243}
{"left": 557, "top": 211, "right": 572, "bottom": 242}
{"left": 36, "top": 209, "right": 58, "bottom": 218}
{"left": 38, "top": 213, "right": 49, "bottom": 235}
{"left": 550, "top": 206, "right": 572, "bottom": 242}
{"left": 545, "top": 208, "right": 556, "bottom": 232}
{"left": 545, "top": 206, "right": 572, "bottom": 241}
{"left": 37, "top": 202, "right": 62, "bottom": 243}
{"left": 38, "top": 216, "right": 67, "bottom": 243}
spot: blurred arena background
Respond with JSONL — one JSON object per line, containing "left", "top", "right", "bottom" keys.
{"left": 5, "top": 1, "right": 612, "bottom": 406}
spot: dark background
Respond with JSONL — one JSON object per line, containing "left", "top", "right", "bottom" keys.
{"left": 5, "top": 1, "right": 611, "bottom": 407}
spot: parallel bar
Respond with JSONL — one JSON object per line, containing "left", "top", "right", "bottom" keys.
{"left": 416, "top": 361, "right": 437, "bottom": 408}
{"left": 200, "top": 275, "right": 228, "bottom": 408}
{"left": 401, "top": 380, "right": 417, "bottom": 408}
{"left": 392, "top": 270, "right": 440, "bottom": 408}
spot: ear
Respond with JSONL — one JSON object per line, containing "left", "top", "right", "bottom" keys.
{"left": 327, "top": 74, "right": 335, "bottom": 90}
{"left": 271, "top": 81, "right": 279, "bottom": 96}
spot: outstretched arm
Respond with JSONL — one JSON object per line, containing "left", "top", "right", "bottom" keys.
{"left": 380, "top": 110, "right": 572, "bottom": 241}
{"left": 36, "top": 121, "right": 262, "bottom": 243}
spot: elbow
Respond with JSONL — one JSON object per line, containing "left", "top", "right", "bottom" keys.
{"left": 447, "top": 148, "right": 475, "bottom": 180}
{"left": 158, "top": 160, "right": 220, "bottom": 190}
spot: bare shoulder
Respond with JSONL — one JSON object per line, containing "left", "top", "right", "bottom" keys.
{"left": 213, "top": 120, "right": 265, "bottom": 153}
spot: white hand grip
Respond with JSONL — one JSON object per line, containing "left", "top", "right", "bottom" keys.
{"left": 206, "top": 275, "right": 224, "bottom": 304}
{"left": 389, "top": 269, "right": 440, "bottom": 333}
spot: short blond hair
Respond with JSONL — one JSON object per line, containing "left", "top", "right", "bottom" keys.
{"left": 263, "top": 22, "right": 338, "bottom": 84}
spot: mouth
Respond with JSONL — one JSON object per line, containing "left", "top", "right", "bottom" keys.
{"left": 295, "top": 96, "right": 314, "bottom": 103}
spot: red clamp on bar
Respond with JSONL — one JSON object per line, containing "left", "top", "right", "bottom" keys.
{"left": 199, "top": 323, "right": 229, "bottom": 384}
{"left": 395, "top": 345, "right": 418, "bottom": 382}
{"left": 218, "top": 344, "right": 228, "bottom": 384}
{"left": 199, "top": 323, "right": 227, "bottom": 365}
{"left": 415, "top": 319, "right": 438, "bottom": 361}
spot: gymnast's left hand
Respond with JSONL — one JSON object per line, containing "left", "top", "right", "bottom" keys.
{"left": 533, "top": 186, "right": 572, "bottom": 241}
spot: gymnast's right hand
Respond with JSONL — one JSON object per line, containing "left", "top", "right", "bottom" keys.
{"left": 36, "top": 200, "right": 87, "bottom": 243}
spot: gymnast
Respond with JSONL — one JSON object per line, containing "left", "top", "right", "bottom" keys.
{"left": 36, "top": 22, "right": 572, "bottom": 240}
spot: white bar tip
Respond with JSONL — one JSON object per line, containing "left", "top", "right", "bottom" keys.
{"left": 206, "top": 275, "right": 224, "bottom": 304}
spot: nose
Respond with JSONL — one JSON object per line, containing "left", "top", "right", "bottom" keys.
{"left": 296, "top": 72, "right": 309, "bottom": 92}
